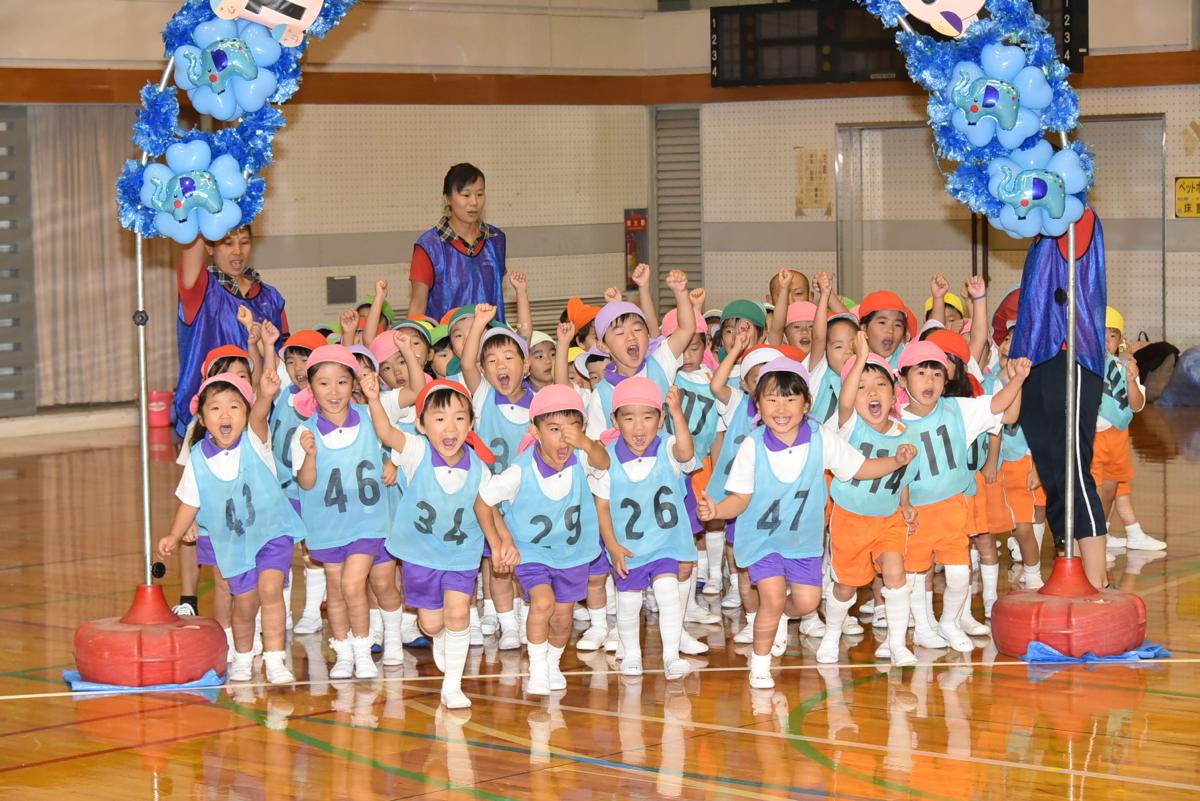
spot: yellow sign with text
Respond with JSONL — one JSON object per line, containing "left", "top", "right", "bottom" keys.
{"left": 1175, "top": 177, "right": 1200, "bottom": 218}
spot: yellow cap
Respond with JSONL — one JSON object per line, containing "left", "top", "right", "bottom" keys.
{"left": 567, "top": 346, "right": 585, "bottom": 363}
{"left": 924, "top": 292, "right": 966, "bottom": 317}
{"left": 1106, "top": 306, "right": 1125, "bottom": 335}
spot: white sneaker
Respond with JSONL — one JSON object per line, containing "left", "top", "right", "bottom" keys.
{"left": 604, "top": 627, "right": 619, "bottom": 653}
{"left": 469, "top": 609, "right": 484, "bottom": 646}
{"left": 228, "top": 650, "right": 254, "bottom": 682}
{"left": 958, "top": 605, "right": 991, "bottom": 637}
{"left": 576, "top": 624, "right": 608, "bottom": 651}
{"left": 621, "top": 654, "right": 644, "bottom": 677}
{"left": 720, "top": 575, "right": 742, "bottom": 609}
{"left": 913, "top": 629, "right": 949, "bottom": 649}
{"left": 872, "top": 605, "right": 888, "bottom": 629}
{"left": 498, "top": 630, "right": 521, "bottom": 651}
{"left": 872, "top": 639, "right": 890, "bottom": 661}
{"left": 1106, "top": 535, "right": 1127, "bottom": 549}
{"left": 748, "top": 654, "right": 774, "bottom": 689}
{"left": 329, "top": 638, "right": 354, "bottom": 680}
{"left": 644, "top": 591, "right": 658, "bottom": 613}
{"left": 842, "top": 616, "right": 864, "bottom": 635}
{"left": 293, "top": 611, "right": 324, "bottom": 636}
{"left": 733, "top": 612, "right": 757, "bottom": 644}
{"left": 480, "top": 614, "right": 499, "bottom": 636}
{"left": 664, "top": 659, "right": 691, "bottom": 680}
{"left": 684, "top": 605, "right": 722, "bottom": 625}
{"left": 937, "top": 623, "right": 974, "bottom": 653}
{"left": 703, "top": 573, "right": 722, "bottom": 596}
{"left": 1126, "top": 531, "right": 1167, "bottom": 551}
{"left": 679, "top": 629, "right": 709, "bottom": 655}
{"left": 263, "top": 650, "right": 295, "bottom": 685}
{"left": 859, "top": 599, "right": 875, "bottom": 618}
{"left": 441, "top": 688, "right": 472, "bottom": 709}
{"left": 798, "top": 614, "right": 826, "bottom": 638}
{"left": 573, "top": 604, "right": 591, "bottom": 623}
{"left": 173, "top": 602, "right": 197, "bottom": 617}
{"left": 816, "top": 631, "right": 842, "bottom": 663}
{"left": 352, "top": 636, "right": 379, "bottom": 679}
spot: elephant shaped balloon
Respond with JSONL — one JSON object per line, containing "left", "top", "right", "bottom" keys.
{"left": 174, "top": 18, "right": 282, "bottom": 122}
{"left": 139, "top": 140, "right": 247, "bottom": 244}
{"left": 948, "top": 43, "right": 1054, "bottom": 150}
{"left": 987, "top": 140, "right": 1089, "bottom": 239}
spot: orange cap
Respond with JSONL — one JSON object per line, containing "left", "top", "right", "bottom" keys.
{"left": 858, "top": 291, "right": 918, "bottom": 340}
{"left": 283, "top": 330, "right": 329, "bottom": 353}
{"left": 201, "top": 345, "right": 252, "bottom": 379}
{"left": 567, "top": 297, "right": 601, "bottom": 331}
{"left": 926, "top": 329, "right": 970, "bottom": 364}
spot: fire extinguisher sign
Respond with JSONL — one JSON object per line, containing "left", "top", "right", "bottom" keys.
{"left": 624, "top": 209, "right": 649, "bottom": 291}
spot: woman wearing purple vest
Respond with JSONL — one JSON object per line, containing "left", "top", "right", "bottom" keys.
{"left": 407, "top": 163, "right": 507, "bottom": 323}
{"left": 175, "top": 227, "right": 289, "bottom": 437}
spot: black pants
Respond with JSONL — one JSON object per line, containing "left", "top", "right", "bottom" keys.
{"left": 1018, "top": 351, "right": 1106, "bottom": 547}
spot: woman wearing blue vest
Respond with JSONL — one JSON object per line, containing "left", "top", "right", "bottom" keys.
{"left": 407, "top": 164, "right": 507, "bottom": 324}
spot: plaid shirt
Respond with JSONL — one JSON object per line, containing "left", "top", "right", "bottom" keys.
{"left": 434, "top": 216, "right": 497, "bottom": 257}
{"left": 211, "top": 265, "right": 263, "bottom": 299}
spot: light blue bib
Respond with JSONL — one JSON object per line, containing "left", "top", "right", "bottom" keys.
{"left": 810, "top": 365, "right": 843, "bottom": 425}
{"left": 1000, "top": 421, "right": 1029, "bottom": 462}
{"left": 268, "top": 391, "right": 306, "bottom": 500}
{"left": 1099, "top": 353, "right": 1134, "bottom": 430}
{"left": 501, "top": 449, "right": 600, "bottom": 569}
{"left": 604, "top": 436, "right": 695, "bottom": 569}
{"left": 829, "top": 417, "right": 915, "bottom": 517}
{"left": 905, "top": 398, "right": 970, "bottom": 506}
{"left": 388, "top": 446, "right": 485, "bottom": 571}
{"left": 595, "top": 357, "right": 671, "bottom": 427}
{"left": 707, "top": 393, "right": 753, "bottom": 503}
{"left": 669, "top": 371, "right": 720, "bottom": 461}
{"left": 476, "top": 383, "right": 531, "bottom": 474}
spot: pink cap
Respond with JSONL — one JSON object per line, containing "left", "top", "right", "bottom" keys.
{"left": 660, "top": 307, "right": 706, "bottom": 338}
{"left": 306, "top": 344, "right": 361, "bottom": 375}
{"left": 346, "top": 345, "right": 379, "bottom": 372}
{"left": 369, "top": 331, "right": 400, "bottom": 364}
{"left": 611, "top": 376, "right": 663, "bottom": 412}
{"left": 897, "top": 341, "right": 948, "bottom": 370}
{"left": 840, "top": 352, "right": 895, "bottom": 383}
{"left": 786, "top": 301, "right": 817, "bottom": 325}
{"left": 190, "top": 372, "right": 254, "bottom": 416}
{"left": 960, "top": 318, "right": 974, "bottom": 335}
{"left": 529, "top": 384, "right": 585, "bottom": 419}
{"left": 757, "top": 356, "right": 810, "bottom": 386}
{"left": 595, "top": 301, "right": 646, "bottom": 339}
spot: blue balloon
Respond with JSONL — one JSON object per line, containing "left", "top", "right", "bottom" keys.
{"left": 949, "top": 43, "right": 1054, "bottom": 151}
{"left": 139, "top": 141, "right": 247, "bottom": 244}
{"left": 986, "top": 140, "right": 1089, "bottom": 239}
{"left": 173, "top": 19, "right": 282, "bottom": 122}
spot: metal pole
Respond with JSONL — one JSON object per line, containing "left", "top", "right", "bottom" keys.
{"left": 1059, "top": 132, "right": 1078, "bottom": 559}
{"left": 137, "top": 59, "right": 176, "bottom": 585}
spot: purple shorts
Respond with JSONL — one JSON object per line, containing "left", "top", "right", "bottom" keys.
{"left": 587, "top": 548, "right": 611, "bottom": 576}
{"left": 401, "top": 562, "right": 479, "bottom": 611}
{"left": 725, "top": 519, "right": 737, "bottom": 546}
{"left": 747, "top": 553, "right": 822, "bottom": 588}
{"left": 289, "top": 497, "right": 301, "bottom": 516}
{"left": 308, "top": 537, "right": 391, "bottom": 566}
{"left": 515, "top": 561, "right": 589, "bottom": 603}
{"left": 684, "top": 477, "right": 702, "bottom": 535}
{"left": 195, "top": 535, "right": 217, "bottom": 568}
{"left": 226, "top": 536, "right": 295, "bottom": 596}
{"left": 614, "top": 557, "right": 680, "bottom": 593}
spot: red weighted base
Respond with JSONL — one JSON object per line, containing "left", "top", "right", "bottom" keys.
{"left": 74, "top": 585, "right": 227, "bottom": 687}
{"left": 991, "top": 557, "right": 1147, "bottom": 658}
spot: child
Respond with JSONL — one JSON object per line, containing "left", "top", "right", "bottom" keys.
{"left": 157, "top": 371, "right": 302, "bottom": 683}
{"left": 527, "top": 331, "right": 557, "bottom": 390}
{"left": 996, "top": 322, "right": 1045, "bottom": 589}
{"left": 292, "top": 346, "right": 404, "bottom": 679}
{"left": 429, "top": 325, "right": 455, "bottom": 379}
{"left": 766, "top": 268, "right": 811, "bottom": 306}
{"left": 858, "top": 291, "right": 917, "bottom": 370}
{"left": 372, "top": 321, "right": 431, "bottom": 394}
{"left": 717, "top": 300, "right": 766, "bottom": 361}
{"left": 697, "top": 357, "right": 914, "bottom": 688}
{"left": 564, "top": 297, "right": 601, "bottom": 351}
{"left": 583, "top": 269, "right": 694, "bottom": 440}
{"left": 362, "top": 376, "right": 519, "bottom": 709}
{"left": 898, "top": 341, "right": 1030, "bottom": 653}
{"left": 1095, "top": 307, "right": 1164, "bottom": 550}
{"left": 925, "top": 274, "right": 966, "bottom": 335}
{"left": 821, "top": 332, "right": 919, "bottom": 666}
{"left": 461, "top": 305, "right": 533, "bottom": 474}
{"left": 478, "top": 385, "right": 611, "bottom": 693}
{"left": 594, "top": 378, "right": 699, "bottom": 680}
{"left": 801, "top": 272, "right": 853, "bottom": 424}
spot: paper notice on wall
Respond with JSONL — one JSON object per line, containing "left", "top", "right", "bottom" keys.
{"left": 795, "top": 147, "right": 831, "bottom": 218}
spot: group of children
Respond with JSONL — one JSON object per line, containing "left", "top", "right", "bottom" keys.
{"left": 158, "top": 250, "right": 1163, "bottom": 705}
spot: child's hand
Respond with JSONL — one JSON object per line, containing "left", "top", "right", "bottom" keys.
{"left": 603, "top": 286, "right": 622, "bottom": 303}
{"left": 689, "top": 287, "right": 707, "bottom": 310}
{"left": 631, "top": 263, "right": 652, "bottom": 288}
{"left": 1007, "top": 356, "right": 1032, "bottom": 382}
{"left": 853, "top": 329, "right": 870, "bottom": 363}
{"left": 492, "top": 541, "right": 520, "bottom": 573}
{"left": 474, "top": 303, "right": 497, "bottom": 325}
{"left": 894, "top": 443, "right": 917, "bottom": 466}
{"left": 261, "top": 320, "right": 280, "bottom": 348}
{"left": 1125, "top": 358, "right": 1139, "bottom": 382}
{"left": 665, "top": 269, "right": 689, "bottom": 293}
{"left": 557, "top": 320, "right": 576, "bottom": 346}
{"left": 696, "top": 491, "right": 718, "bottom": 522}
{"left": 183, "top": 522, "right": 199, "bottom": 543}
{"left": 732, "top": 329, "right": 753, "bottom": 355}
{"left": 930, "top": 273, "right": 950, "bottom": 299}
{"left": 665, "top": 385, "right": 683, "bottom": 416}
{"left": 1027, "top": 466, "right": 1041, "bottom": 492}
{"left": 156, "top": 535, "right": 177, "bottom": 560}
{"left": 964, "top": 274, "right": 986, "bottom": 300}
{"left": 260, "top": 368, "right": 281, "bottom": 399}
{"left": 299, "top": 429, "right": 316, "bottom": 455}
{"left": 394, "top": 332, "right": 416, "bottom": 358}
{"left": 607, "top": 543, "right": 635, "bottom": 579}
{"left": 901, "top": 504, "right": 919, "bottom": 533}
{"left": 813, "top": 271, "right": 833, "bottom": 296}
{"left": 382, "top": 460, "right": 398, "bottom": 487}
{"left": 358, "top": 370, "right": 381, "bottom": 400}
{"left": 339, "top": 308, "right": 359, "bottom": 338}
{"left": 508, "top": 271, "right": 528, "bottom": 292}
{"left": 247, "top": 322, "right": 262, "bottom": 348}
{"left": 372, "top": 279, "right": 388, "bottom": 300}
{"left": 774, "top": 267, "right": 793, "bottom": 296}
{"left": 237, "top": 305, "right": 254, "bottom": 332}
{"left": 561, "top": 423, "right": 589, "bottom": 452}
{"left": 982, "top": 462, "right": 999, "bottom": 484}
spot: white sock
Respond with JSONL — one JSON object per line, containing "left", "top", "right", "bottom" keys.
{"left": 302, "top": 567, "right": 325, "bottom": 616}
{"left": 547, "top": 642, "right": 566, "bottom": 688}
{"left": 652, "top": 575, "right": 684, "bottom": 666}
{"left": 1032, "top": 522, "right": 1046, "bottom": 550}
{"left": 483, "top": 598, "right": 497, "bottom": 618}
{"left": 907, "top": 574, "right": 936, "bottom": 634}
{"left": 588, "top": 607, "right": 607, "bottom": 632}
{"left": 704, "top": 532, "right": 725, "bottom": 577}
{"left": 441, "top": 627, "right": 471, "bottom": 698}
{"left": 617, "top": 591, "right": 644, "bottom": 661}
{"left": 1125, "top": 522, "right": 1146, "bottom": 538}
{"left": 980, "top": 563, "right": 999, "bottom": 607}
{"left": 940, "top": 565, "right": 971, "bottom": 627}
{"left": 1023, "top": 563, "right": 1043, "bottom": 585}
{"left": 497, "top": 610, "right": 517, "bottom": 635}
{"left": 402, "top": 611, "right": 419, "bottom": 634}
{"left": 881, "top": 585, "right": 913, "bottom": 657}
{"left": 677, "top": 572, "right": 697, "bottom": 619}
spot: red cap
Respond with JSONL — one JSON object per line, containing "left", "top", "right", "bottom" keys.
{"left": 284, "top": 330, "right": 329, "bottom": 353}
{"left": 201, "top": 345, "right": 252, "bottom": 379}
{"left": 858, "top": 291, "right": 918, "bottom": 340}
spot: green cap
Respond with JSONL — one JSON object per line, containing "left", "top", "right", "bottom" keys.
{"left": 448, "top": 305, "right": 477, "bottom": 332}
{"left": 390, "top": 318, "right": 432, "bottom": 346}
{"left": 720, "top": 299, "right": 767, "bottom": 329}
{"left": 428, "top": 324, "right": 449, "bottom": 346}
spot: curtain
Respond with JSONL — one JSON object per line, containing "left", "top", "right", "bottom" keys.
{"left": 29, "top": 105, "right": 179, "bottom": 406}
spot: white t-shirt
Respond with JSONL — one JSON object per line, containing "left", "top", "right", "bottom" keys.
{"left": 175, "top": 429, "right": 275, "bottom": 507}
{"left": 390, "top": 435, "right": 492, "bottom": 495}
{"left": 717, "top": 385, "right": 748, "bottom": 426}
{"left": 290, "top": 416, "right": 363, "bottom": 474}
{"left": 175, "top": 417, "right": 199, "bottom": 466}
{"left": 589, "top": 435, "right": 697, "bottom": 500}
{"left": 900, "top": 396, "right": 1003, "bottom": 442}
{"left": 584, "top": 345, "right": 684, "bottom": 438}
{"left": 471, "top": 379, "right": 531, "bottom": 427}
{"left": 479, "top": 451, "right": 601, "bottom": 506}
{"left": 379, "top": 388, "right": 416, "bottom": 429}
{"left": 835, "top": 412, "right": 904, "bottom": 441}
{"left": 725, "top": 423, "right": 864, "bottom": 494}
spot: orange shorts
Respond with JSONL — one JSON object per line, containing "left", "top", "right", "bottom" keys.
{"left": 1116, "top": 481, "right": 1132, "bottom": 498}
{"left": 824, "top": 471, "right": 834, "bottom": 528}
{"left": 968, "top": 473, "right": 1013, "bottom": 535}
{"left": 692, "top": 456, "right": 714, "bottom": 494}
{"left": 1000, "top": 455, "right": 1036, "bottom": 525}
{"left": 1034, "top": 484, "right": 1047, "bottom": 507}
{"left": 1092, "top": 426, "right": 1135, "bottom": 485}
{"left": 904, "top": 494, "right": 970, "bottom": 573}
{"left": 829, "top": 504, "right": 906, "bottom": 587}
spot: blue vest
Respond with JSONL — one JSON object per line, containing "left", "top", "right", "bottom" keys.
{"left": 734, "top": 423, "right": 827, "bottom": 567}
{"left": 501, "top": 449, "right": 600, "bottom": 569}
{"left": 174, "top": 270, "right": 287, "bottom": 436}
{"left": 887, "top": 344, "right": 906, "bottom": 372}
{"left": 191, "top": 434, "right": 304, "bottom": 579}
{"left": 810, "top": 364, "right": 843, "bottom": 425}
{"left": 476, "top": 384, "right": 530, "bottom": 474}
{"left": 1099, "top": 353, "right": 1134, "bottom": 430}
{"left": 905, "top": 398, "right": 970, "bottom": 506}
{"left": 707, "top": 392, "right": 753, "bottom": 503}
{"left": 830, "top": 418, "right": 915, "bottom": 517}
{"left": 1000, "top": 421, "right": 1029, "bottom": 462}
{"left": 604, "top": 437, "right": 696, "bottom": 568}
{"left": 297, "top": 406, "right": 390, "bottom": 549}
{"left": 670, "top": 371, "right": 720, "bottom": 461}
{"left": 416, "top": 227, "right": 507, "bottom": 324}
{"left": 388, "top": 445, "right": 486, "bottom": 571}
{"left": 594, "top": 358, "right": 672, "bottom": 427}
{"left": 269, "top": 389, "right": 306, "bottom": 501}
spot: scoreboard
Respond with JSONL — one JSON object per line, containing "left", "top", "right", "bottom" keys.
{"left": 710, "top": 0, "right": 1089, "bottom": 88}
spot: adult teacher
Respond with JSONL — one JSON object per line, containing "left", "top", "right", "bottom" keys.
{"left": 407, "top": 163, "right": 507, "bottom": 323}
{"left": 174, "top": 226, "right": 289, "bottom": 437}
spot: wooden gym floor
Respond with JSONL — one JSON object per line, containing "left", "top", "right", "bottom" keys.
{"left": 0, "top": 409, "right": 1197, "bottom": 800}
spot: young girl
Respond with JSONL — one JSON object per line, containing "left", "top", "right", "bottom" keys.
{"left": 158, "top": 370, "right": 302, "bottom": 684}
{"left": 805, "top": 272, "right": 858, "bottom": 425}
{"left": 594, "top": 378, "right": 699, "bottom": 680}
{"left": 697, "top": 357, "right": 913, "bottom": 688}
{"left": 996, "top": 322, "right": 1045, "bottom": 589}
{"left": 478, "top": 385, "right": 610, "bottom": 694}
{"left": 527, "top": 331, "right": 557, "bottom": 391}
{"left": 858, "top": 291, "right": 916, "bottom": 371}
{"left": 820, "top": 332, "right": 919, "bottom": 666}
{"left": 898, "top": 341, "right": 1030, "bottom": 653}
{"left": 363, "top": 376, "right": 519, "bottom": 709}
{"left": 292, "top": 345, "right": 404, "bottom": 679}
